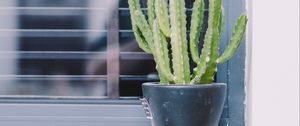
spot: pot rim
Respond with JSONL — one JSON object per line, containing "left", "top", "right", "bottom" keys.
{"left": 143, "top": 82, "right": 226, "bottom": 89}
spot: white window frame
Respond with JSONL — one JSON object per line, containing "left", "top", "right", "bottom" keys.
{"left": 246, "top": 0, "right": 300, "bottom": 126}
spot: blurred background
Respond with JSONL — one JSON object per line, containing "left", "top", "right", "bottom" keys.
{"left": 0, "top": 0, "right": 161, "bottom": 97}
{"left": 0, "top": 0, "right": 202, "bottom": 98}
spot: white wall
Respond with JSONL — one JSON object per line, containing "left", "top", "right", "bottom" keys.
{"left": 247, "top": 0, "right": 299, "bottom": 126}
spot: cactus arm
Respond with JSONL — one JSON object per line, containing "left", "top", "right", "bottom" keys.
{"left": 169, "top": 0, "right": 190, "bottom": 84}
{"left": 147, "top": 0, "right": 155, "bottom": 28}
{"left": 134, "top": 10, "right": 174, "bottom": 83}
{"left": 180, "top": 0, "right": 191, "bottom": 84}
{"left": 199, "top": 36, "right": 220, "bottom": 84}
{"left": 128, "top": 0, "right": 152, "bottom": 53}
{"left": 135, "top": 28, "right": 152, "bottom": 53}
{"left": 218, "top": 7, "right": 225, "bottom": 36}
{"left": 217, "top": 15, "right": 248, "bottom": 64}
{"left": 152, "top": 19, "right": 174, "bottom": 81}
{"left": 190, "top": 30, "right": 215, "bottom": 84}
{"left": 189, "top": 0, "right": 205, "bottom": 63}
{"left": 133, "top": 10, "right": 155, "bottom": 51}
{"left": 155, "top": 0, "right": 171, "bottom": 37}
{"left": 160, "top": 30, "right": 172, "bottom": 81}
{"left": 191, "top": 0, "right": 222, "bottom": 84}
{"left": 199, "top": 5, "right": 224, "bottom": 84}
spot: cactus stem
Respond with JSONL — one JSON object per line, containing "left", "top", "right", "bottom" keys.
{"left": 169, "top": 0, "right": 190, "bottom": 84}
{"left": 217, "top": 15, "right": 248, "bottom": 64}
{"left": 155, "top": 0, "right": 171, "bottom": 37}
{"left": 128, "top": 0, "right": 152, "bottom": 53}
{"left": 190, "top": 0, "right": 205, "bottom": 63}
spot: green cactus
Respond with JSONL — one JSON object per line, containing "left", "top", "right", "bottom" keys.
{"left": 155, "top": 0, "right": 171, "bottom": 37}
{"left": 128, "top": 0, "right": 247, "bottom": 84}
{"left": 169, "top": 0, "right": 190, "bottom": 84}
{"left": 128, "top": 0, "right": 151, "bottom": 53}
{"left": 190, "top": 0, "right": 205, "bottom": 63}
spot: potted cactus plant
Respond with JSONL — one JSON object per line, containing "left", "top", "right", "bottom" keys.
{"left": 128, "top": 0, "right": 247, "bottom": 125}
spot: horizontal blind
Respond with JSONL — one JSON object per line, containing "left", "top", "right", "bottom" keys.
{"left": 0, "top": 0, "right": 161, "bottom": 97}
{"left": 0, "top": 0, "right": 210, "bottom": 97}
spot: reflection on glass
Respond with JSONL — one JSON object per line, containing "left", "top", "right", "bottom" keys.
{"left": 0, "top": 0, "right": 112, "bottom": 97}
{"left": 0, "top": 0, "right": 199, "bottom": 97}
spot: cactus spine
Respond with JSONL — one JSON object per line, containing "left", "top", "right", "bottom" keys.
{"left": 128, "top": 0, "right": 247, "bottom": 84}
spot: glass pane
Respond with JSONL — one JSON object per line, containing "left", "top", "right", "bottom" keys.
{"left": 0, "top": 0, "right": 111, "bottom": 97}
{"left": 0, "top": 0, "right": 209, "bottom": 97}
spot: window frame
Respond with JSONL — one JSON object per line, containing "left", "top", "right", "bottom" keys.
{"left": 216, "top": 0, "right": 247, "bottom": 125}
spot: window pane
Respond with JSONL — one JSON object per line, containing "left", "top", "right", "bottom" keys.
{"left": 0, "top": 0, "right": 110, "bottom": 97}
{"left": 0, "top": 0, "right": 206, "bottom": 97}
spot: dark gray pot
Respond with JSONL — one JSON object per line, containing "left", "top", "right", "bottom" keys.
{"left": 142, "top": 83, "right": 227, "bottom": 126}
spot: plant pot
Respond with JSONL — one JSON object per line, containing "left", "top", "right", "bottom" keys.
{"left": 142, "top": 83, "right": 227, "bottom": 126}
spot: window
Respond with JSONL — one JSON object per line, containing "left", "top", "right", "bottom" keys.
{"left": 0, "top": 0, "right": 246, "bottom": 126}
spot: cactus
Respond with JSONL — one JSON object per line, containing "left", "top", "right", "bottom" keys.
{"left": 128, "top": 0, "right": 247, "bottom": 84}
{"left": 128, "top": 0, "right": 151, "bottom": 53}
